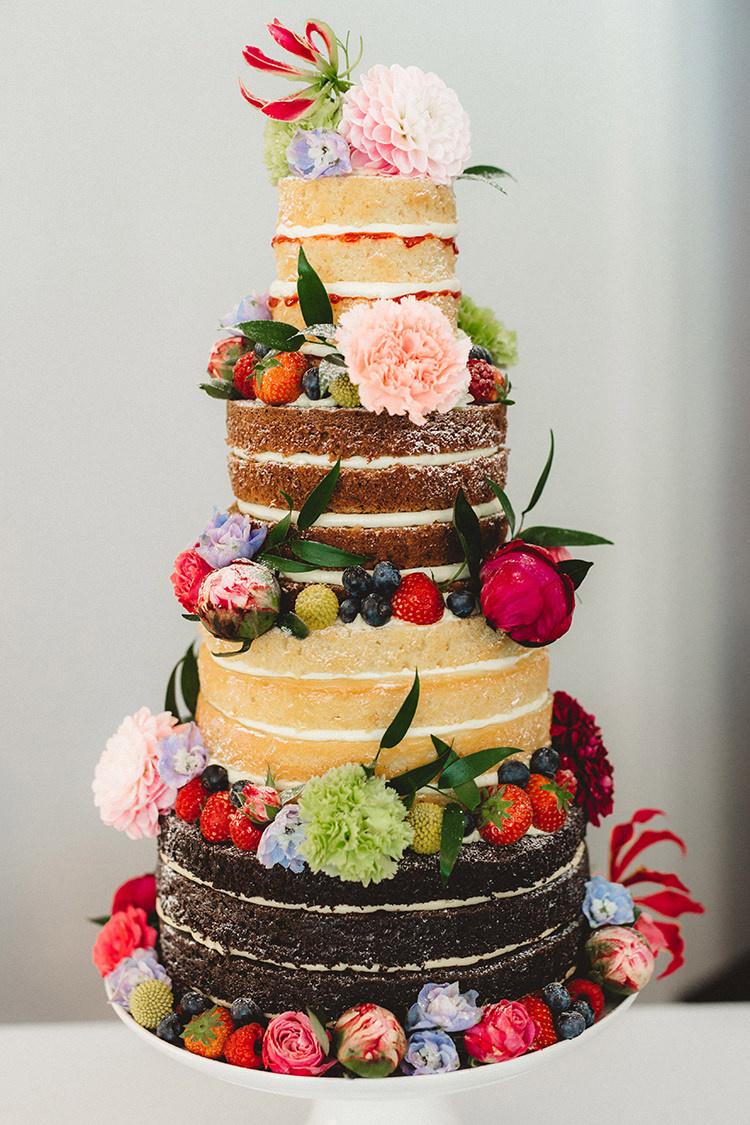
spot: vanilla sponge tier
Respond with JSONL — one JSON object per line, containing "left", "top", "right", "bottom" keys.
{"left": 196, "top": 619, "right": 552, "bottom": 786}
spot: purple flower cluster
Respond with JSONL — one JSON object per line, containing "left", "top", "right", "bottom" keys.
{"left": 287, "top": 129, "right": 352, "bottom": 179}
{"left": 583, "top": 876, "right": 635, "bottom": 928}
{"left": 403, "top": 1029, "right": 460, "bottom": 1075}
{"left": 406, "top": 981, "right": 482, "bottom": 1033}
{"left": 196, "top": 510, "right": 267, "bottom": 569}
{"left": 220, "top": 291, "right": 271, "bottom": 330}
{"left": 256, "top": 804, "right": 306, "bottom": 873}
{"left": 157, "top": 722, "right": 206, "bottom": 789}
{"left": 105, "top": 948, "right": 170, "bottom": 1010}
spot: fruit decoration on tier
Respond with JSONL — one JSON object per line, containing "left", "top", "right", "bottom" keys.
{"left": 90, "top": 15, "right": 703, "bottom": 1078}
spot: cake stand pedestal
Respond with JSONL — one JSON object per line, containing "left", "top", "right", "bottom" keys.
{"left": 113, "top": 995, "right": 635, "bottom": 1124}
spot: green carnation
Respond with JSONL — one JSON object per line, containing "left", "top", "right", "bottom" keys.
{"left": 458, "top": 294, "right": 519, "bottom": 367}
{"left": 264, "top": 100, "right": 343, "bottom": 184}
{"left": 298, "top": 764, "right": 413, "bottom": 886}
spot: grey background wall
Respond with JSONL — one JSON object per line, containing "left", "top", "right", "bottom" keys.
{"left": 2, "top": 0, "right": 748, "bottom": 1022}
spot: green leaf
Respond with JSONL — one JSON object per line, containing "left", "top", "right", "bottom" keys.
{"left": 486, "top": 478, "right": 516, "bottom": 538}
{"left": 520, "top": 526, "right": 613, "bottom": 548}
{"left": 440, "top": 802, "right": 465, "bottom": 882}
{"left": 290, "top": 539, "right": 368, "bottom": 568}
{"left": 453, "top": 488, "right": 483, "bottom": 585}
{"left": 263, "top": 493, "right": 293, "bottom": 553}
{"left": 439, "top": 747, "right": 520, "bottom": 790}
{"left": 212, "top": 639, "right": 252, "bottom": 658}
{"left": 88, "top": 915, "right": 110, "bottom": 926}
{"left": 181, "top": 613, "right": 199, "bottom": 621}
{"left": 297, "top": 247, "right": 334, "bottom": 327}
{"left": 462, "top": 164, "right": 513, "bottom": 177}
{"left": 236, "top": 320, "right": 304, "bottom": 350}
{"left": 261, "top": 554, "right": 320, "bottom": 573}
{"left": 297, "top": 460, "right": 341, "bottom": 531}
{"left": 558, "top": 558, "right": 594, "bottom": 589}
{"left": 180, "top": 644, "right": 200, "bottom": 719}
{"left": 305, "top": 1008, "right": 331, "bottom": 1056}
{"left": 379, "top": 670, "right": 420, "bottom": 751}
{"left": 523, "top": 430, "right": 555, "bottom": 517}
{"left": 388, "top": 745, "right": 454, "bottom": 798}
{"left": 199, "top": 381, "right": 238, "bottom": 400}
{"left": 277, "top": 611, "right": 310, "bottom": 639}
{"left": 164, "top": 656, "right": 181, "bottom": 719}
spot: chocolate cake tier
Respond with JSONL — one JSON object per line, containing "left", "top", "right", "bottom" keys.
{"left": 156, "top": 809, "right": 587, "bottom": 1016}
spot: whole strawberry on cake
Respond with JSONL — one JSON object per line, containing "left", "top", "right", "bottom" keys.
{"left": 91, "top": 17, "right": 703, "bottom": 1079}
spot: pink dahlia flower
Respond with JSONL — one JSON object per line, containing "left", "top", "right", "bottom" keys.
{"left": 92, "top": 707, "right": 179, "bottom": 839}
{"left": 341, "top": 64, "right": 471, "bottom": 183}
{"left": 262, "top": 1011, "right": 335, "bottom": 1076}
{"left": 334, "top": 1002, "right": 407, "bottom": 1078}
{"left": 464, "top": 1000, "right": 536, "bottom": 1063}
{"left": 336, "top": 298, "right": 470, "bottom": 426}
{"left": 586, "top": 924, "right": 655, "bottom": 995}
{"left": 91, "top": 907, "right": 157, "bottom": 977}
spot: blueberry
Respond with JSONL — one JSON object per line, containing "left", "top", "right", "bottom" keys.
{"left": 541, "top": 982, "right": 571, "bottom": 1014}
{"left": 230, "top": 997, "right": 266, "bottom": 1027}
{"left": 469, "top": 344, "right": 495, "bottom": 364}
{"left": 254, "top": 342, "right": 270, "bottom": 360}
{"left": 342, "top": 566, "right": 373, "bottom": 599}
{"left": 462, "top": 812, "right": 476, "bottom": 838}
{"left": 372, "top": 560, "right": 401, "bottom": 597}
{"left": 571, "top": 998, "right": 595, "bottom": 1028}
{"left": 498, "top": 760, "right": 530, "bottom": 788}
{"left": 446, "top": 590, "right": 475, "bottom": 618}
{"left": 555, "top": 1010, "right": 586, "bottom": 1039}
{"left": 302, "top": 367, "right": 321, "bottom": 400}
{"left": 201, "top": 764, "right": 229, "bottom": 793}
{"left": 180, "top": 991, "right": 211, "bottom": 1019}
{"left": 156, "top": 1011, "right": 184, "bottom": 1046}
{"left": 229, "top": 779, "right": 249, "bottom": 808}
{"left": 361, "top": 594, "right": 392, "bottom": 627}
{"left": 338, "top": 597, "right": 360, "bottom": 624}
{"left": 530, "top": 746, "right": 559, "bottom": 778}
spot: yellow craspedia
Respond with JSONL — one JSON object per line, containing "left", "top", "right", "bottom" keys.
{"left": 407, "top": 801, "right": 444, "bottom": 855}
{"left": 329, "top": 372, "right": 361, "bottom": 408}
{"left": 295, "top": 584, "right": 340, "bottom": 631}
{"left": 129, "top": 980, "right": 174, "bottom": 1030}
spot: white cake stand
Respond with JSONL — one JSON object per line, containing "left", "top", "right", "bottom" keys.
{"left": 113, "top": 994, "right": 636, "bottom": 1124}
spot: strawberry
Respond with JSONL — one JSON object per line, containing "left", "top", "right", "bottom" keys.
{"left": 526, "top": 772, "right": 573, "bottom": 832}
{"left": 229, "top": 809, "right": 263, "bottom": 852}
{"left": 468, "top": 357, "right": 505, "bottom": 404}
{"left": 555, "top": 767, "right": 578, "bottom": 798}
{"left": 253, "top": 351, "right": 306, "bottom": 405}
{"left": 182, "top": 1005, "right": 234, "bottom": 1059}
{"left": 232, "top": 351, "right": 256, "bottom": 399}
{"left": 391, "top": 572, "right": 444, "bottom": 625}
{"left": 199, "top": 791, "right": 232, "bottom": 842}
{"left": 224, "top": 1022, "right": 265, "bottom": 1068}
{"left": 175, "top": 777, "right": 207, "bottom": 823}
{"left": 520, "top": 995, "right": 558, "bottom": 1050}
{"left": 567, "top": 978, "right": 605, "bottom": 1022}
{"left": 478, "top": 784, "right": 533, "bottom": 845}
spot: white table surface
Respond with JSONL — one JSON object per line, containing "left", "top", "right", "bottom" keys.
{"left": 2, "top": 1005, "right": 748, "bottom": 1124}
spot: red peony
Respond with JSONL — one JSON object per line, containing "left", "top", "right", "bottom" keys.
{"left": 170, "top": 547, "right": 212, "bottom": 614}
{"left": 110, "top": 873, "right": 156, "bottom": 917}
{"left": 479, "top": 540, "right": 575, "bottom": 647}
{"left": 464, "top": 1000, "right": 536, "bottom": 1063}
{"left": 551, "top": 691, "right": 614, "bottom": 826}
{"left": 91, "top": 906, "right": 156, "bottom": 977}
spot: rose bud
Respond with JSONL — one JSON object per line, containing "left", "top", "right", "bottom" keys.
{"left": 464, "top": 999, "right": 536, "bottom": 1063}
{"left": 586, "top": 924, "right": 655, "bottom": 995}
{"left": 170, "top": 547, "right": 212, "bottom": 614}
{"left": 479, "top": 540, "right": 575, "bottom": 647}
{"left": 207, "top": 335, "right": 251, "bottom": 381}
{"left": 334, "top": 1002, "right": 407, "bottom": 1078}
{"left": 197, "top": 560, "right": 280, "bottom": 642}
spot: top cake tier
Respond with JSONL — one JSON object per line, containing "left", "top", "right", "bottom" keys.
{"left": 269, "top": 175, "right": 461, "bottom": 330}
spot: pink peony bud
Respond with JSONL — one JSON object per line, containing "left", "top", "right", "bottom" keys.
{"left": 207, "top": 335, "right": 251, "bottom": 381}
{"left": 262, "top": 1011, "right": 334, "bottom": 1076}
{"left": 92, "top": 906, "right": 156, "bottom": 978}
{"left": 197, "top": 560, "right": 280, "bottom": 642}
{"left": 170, "top": 547, "right": 212, "bottom": 614}
{"left": 464, "top": 1000, "right": 537, "bottom": 1063}
{"left": 480, "top": 540, "right": 575, "bottom": 647}
{"left": 586, "top": 924, "right": 655, "bottom": 995}
{"left": 239, "top": 783, "right": 281, "bottom": 825}
{"left": 334, "top": 1002, "right": 407, "bottom": 1077}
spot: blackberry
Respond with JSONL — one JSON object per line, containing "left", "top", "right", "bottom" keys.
{"left": 469, "top": 344, "right": 495, "bottom": 364}
{"left": 498, "top": 759, "right": 530, "bottom": 788}
{"left": 342, "top": 566, "right": 372, "bottom": 599}
{"left": 361, "top": 594, "right": 392, "bottom": 627}
{"left": 338, "top": 597, "right": 360, "bottom": 624}
{"left": 230, "top": 997, "right": 266, "bottom": 1027}
{"left": 372, "top": 560, "right": 401, "bottom": 597}
{"left": 541, "top": 982, "right": 571, "bottom": 1014}
{"left": 201, "top": 764, "right": 229, "bottom": 793}
{"left": 301, "top": 367, "right": 321, "bottom": 400}
{"left": 446, "top": 590, "right": 475, "bottom": 618}
{"left": 530, "top": 746, "right": 559, "bottom": 777}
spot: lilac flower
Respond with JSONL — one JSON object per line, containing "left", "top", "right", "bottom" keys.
{"left": 220, "top": 291, "right": 271, "bottom": 331}
{"left": 256, "top": 804, "right": 306, "bottom": 873}
{"left": 286, "top": 129, "right": 351, "bottom": 179}
{"left": 406, "top": 982, "right": 482, "bottom": 1033}
{"left": 196, "top": 510, "right": 267, "bottom": 569}
{"left": 157, "top": 723, "right": 206, "bottom": 789}
{"left": 583, "top": 876, "right": 636, "bottom": 928}
{"left": 402, "top": 1029, "right": 460, "bottom": 1075}
{"left": 105, "top": 948, "right": 170, "bottom": 1010}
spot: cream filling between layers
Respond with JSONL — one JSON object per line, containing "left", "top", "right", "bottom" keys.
{"left": 229, "top": 445, "right": 501, "bottom": 470}
{"left": 269, "top": 278, "right": 461, "bottom": 299}
{"left": 275, "top": 222, "right": 460, "bottom": 239}
{"left": 208, "top": 646, "right": 533, "bottom": 681}
{"left": 235, "top": 497, "right": 501, "bottom": 528}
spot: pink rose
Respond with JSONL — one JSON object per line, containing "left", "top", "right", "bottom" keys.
{"left": 586, "top": 924, "right": 655, "bottom": 995}
{"left": 92, "top": 906, "right": 156, "bottom": 977}
{"left": 92, "top": 707, "right": 179, "bottom": 839}
{"left": 480, "top": 540, "right": 575, "bottom": 646}
{"left": 262, "top": 1011, "right": 334, "bottom": 1076}
{"left": 334, "top": 1003, "right": 407, "bottom": 1077}
{"left": 464, "top": 1000, "right": 537, "bottom": 1064}
{"left": 111, "top": 873, "right": 156, "bottom": 917}
{"left": 170, "top": 548, "right": 212, "bottom": 614}
{"left": 207, "top": 335, "right": 250, "bottom": 381}
{"left": 197, "top": 560, "right": 280, "bottom": 642}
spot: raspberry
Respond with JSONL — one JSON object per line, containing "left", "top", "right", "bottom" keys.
{"left": 407, "top": 801, "right": 444, "bottom": 854}
{"left": 555, "top": 767, "right": 578, "bottom": 797}
{"left": 391, "top": 572, "right": 444, "bottom": 625}
{"left": 253, "top": 351, "right": 306, "bottom": 404}
{"left": 520, "top": 995, "right": 558, "bottom": 1050}
{"left": 199, "top": 791, "right": 233, "bottom": 842}
{"left": 182, "top": 1005, "right": 234, "bottom": 1059}
{"left": 224, "top": 1022, "right": 265, "bottom": 1069}
{"left": 567, "top": 978, "right": 605, "bottom": 1021}
{"left": 129, "top": 980, "right": 174, "bottom": 1030}
{"left": 175, "top": 777, "right": 207, "bottom": 823}
{"left": 467, "top": 357, "right": 504, "bottom": 404}
{"left": 232, "top": 351, "right": 256, "bottom": 399}
{"left": 229, "top": 810, "right": 263, "bottom": 852}
{"left": 294, "top": 584, "right": 340, "bottom": 631}
{"left": 329, "top": 371, "right": 361, "bottom": 407}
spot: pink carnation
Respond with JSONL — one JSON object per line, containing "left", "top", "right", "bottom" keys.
{"left": 92, "top": 907, "right": 157, "bottom": 977}
{"left": 92, "top": 707, "right": 179, "bottom": 839}
{"left": 464, "top": 1000, "right": 537, "bottom": 1064}
{"left": 170, "top": 547, "right": 212, "bottom": 614}
{"left": 336, "top": 298, "right": 470, "bottom": 426}
{"left": 262, "top": 1011, "right": 335, "bottom": 1076}
{"left": 341, "top": 64, "right": 471, "bottom": 183}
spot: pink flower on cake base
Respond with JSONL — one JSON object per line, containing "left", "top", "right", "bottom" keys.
{"left": 110, "top": 873, "right": 156, "bottom": 917}
{"left": 170, "top": 547, "right": 212, "bottom": 614}
{"left": 197, "top": 559, "right": 280, "bottom": 642}
{"left": 586, "top": 925, "right": 655, "bottom": 995}
{"left": 336, "top": 298, "right": 471, "bottom": 426}
{"left": 341, "top": 64, "right": 471, "bottom": 183}
{"left": 92, "top": 906, "right": 157, "bottom": 977}
{"left": 262, "top": 1011, "right": 335, "bottom": 1076}
{"left": 334, "top": 1003, "right": 407, "bottom": 1077}
{"left": 92, "top": 708, "right": 179, "bottom": 839}
{"left": 480, "top": 540, "right": 575, "bottom": 646}
{"left": 464, "top": 1000, "right": 537, "bottom": 1064}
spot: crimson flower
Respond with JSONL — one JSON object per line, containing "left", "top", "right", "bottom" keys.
{"left": 550, "top": 691, "right": 614, "bottom": 826}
